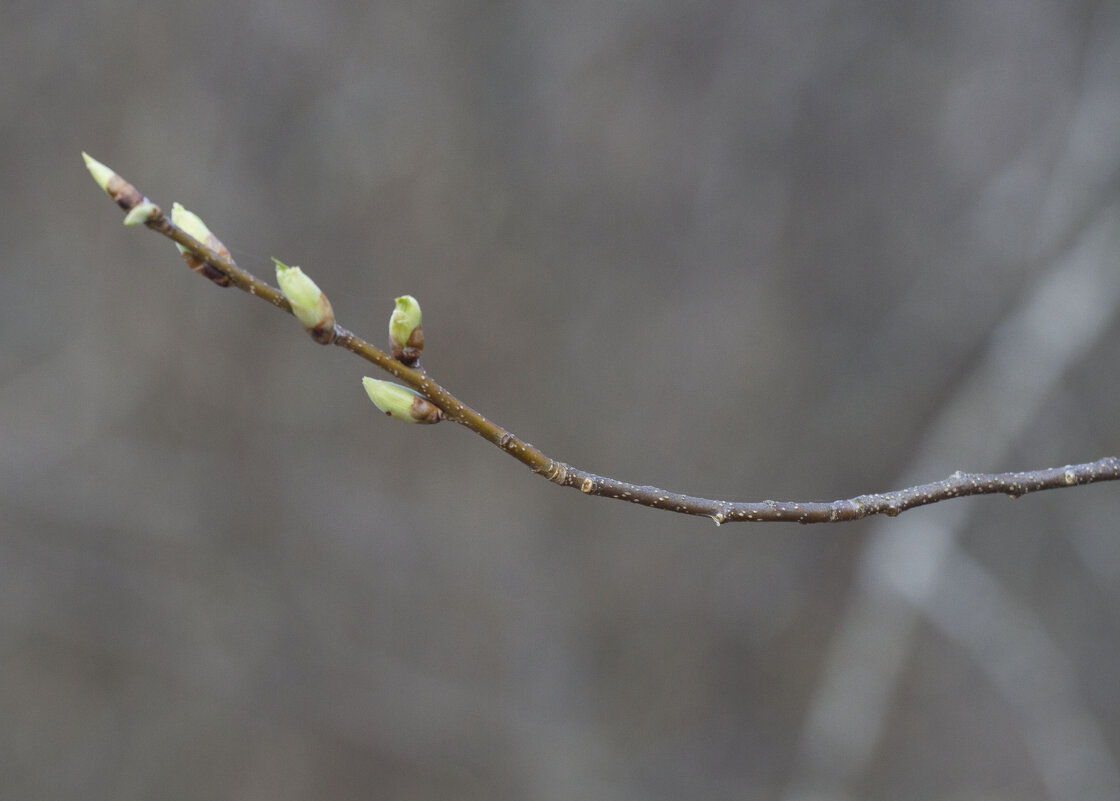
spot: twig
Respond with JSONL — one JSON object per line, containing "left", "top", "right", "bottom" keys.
{"left": 83, "top": 155, "right": 1120, "bottom": 523}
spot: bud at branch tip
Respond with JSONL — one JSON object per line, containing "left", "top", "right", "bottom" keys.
{"left": 81, "top": 151, "right": 155, "bottom": 220}
{"left": 82, "top": 152, "right": 115, "bottom": 195}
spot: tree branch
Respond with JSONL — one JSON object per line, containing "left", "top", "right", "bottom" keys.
{"left": 83, "top": 155, "right": 1120, "bottom": 523}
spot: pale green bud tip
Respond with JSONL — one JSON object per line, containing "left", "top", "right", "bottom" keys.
{"left": 170, "top": 202, "right": 216, "bottom": 256}
{"left": 389, "top": 294, "right": 424, "bottom": 364}
{"left": 82, "top": 152, "right": 115, "bottom": 194}
{"left": 122, "top": 201, "right": 159, "bottom": 227}
{"left": 171, "top": 202, "right": 212, "bottom": 244}
{"left": 362, "top": 377, "right": 441, "bottom": 424}
{"left": 274, "top": 258, "right": 332, "bottom": 329}
{"left": 393, "top": 295, "right": 422, "bottom": 326}
{"left": 362, "top": 377, "right": 415, "bottom": 419}
{"left": 390, "top": 294, "right": 421, "bottom": 336}
{"left": 274, "top": 258, "right": 321, "bottom": 308}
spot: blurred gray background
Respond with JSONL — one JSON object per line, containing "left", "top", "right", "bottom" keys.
{"left": 5, "top": 1, "right": 1120, "bottom": 799}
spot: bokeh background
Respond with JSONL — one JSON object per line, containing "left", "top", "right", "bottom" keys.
{"left": 5, "top": 1, "right": 1120, "bottom": 799}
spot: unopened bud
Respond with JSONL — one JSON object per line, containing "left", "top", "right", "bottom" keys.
{"left": 362, "top": 377, "right": 441, "bottom": 424}
{"left": 122, "top": 201, "right": 160, "bottom": 226}
{"left": 82, "top": 151, "right": 155, "bottom": 216}
{"left": 389, "top": 295, "right": 424, "bottom": 365}
{"left": 274, "top": 258, "right": 335, "bottom": 344}
{"left": 82, "top": 152, "right": 115, "bottom": 195}
{"left": 170, "top": 202, "right": 232, "bottom": 287}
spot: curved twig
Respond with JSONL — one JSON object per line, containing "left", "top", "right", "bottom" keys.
{"left": 85, "top": 157, "right": 1120, "bottom": 523}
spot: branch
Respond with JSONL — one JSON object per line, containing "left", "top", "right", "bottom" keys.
{"left": 82, "top": 154, "right": 1120, "bottom": 523}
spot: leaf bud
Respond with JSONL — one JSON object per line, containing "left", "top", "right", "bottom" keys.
{"left": 170, "top": 202, "right": 232, "bottom": 287}
{"left": 82, "top": 152, "right": 115, "bottom": 195}
{"left": 122, "top": 200, "right": 160, "bottom": 227}
{"left": 389, "top": 295, "right": 424, "bottom": 365}
{"left": 82, "top": 151, "right": 153, "bottom": 216}
{"left": 274, "top": 258, "right": 336, "bottom": 344}
{"left": 362, "top": 377, "right": 441, "bottom": 424}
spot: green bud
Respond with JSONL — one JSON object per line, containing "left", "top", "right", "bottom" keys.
{"left": 170, "top": 202, "right": 232, "bottom": 287}
{"left": 82, "top": 151, "right": 150, "bottom": 214}
{"left": 362, "top": 377, "right": 441, "bottom": 424}
{"left": 170, "top": 202, "right": 213, "bottom": 248}
{"left": 122, "top": 200, "right": 160, "bottom": 226}
{"left": 274, "top": 258, "right": 335, "bottom": 343}
{"left": 82, "top": 152, "right": 115, "bottom": 195}
{"left": 389, "top": 295, "right": 424, "bottom": 365}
